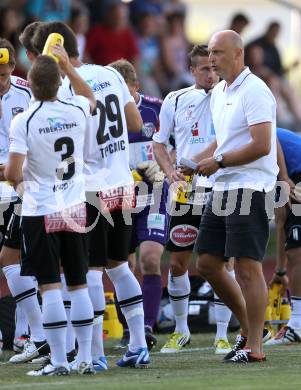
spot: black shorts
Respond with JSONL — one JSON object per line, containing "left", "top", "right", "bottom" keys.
{"left": 86, "top": 193, "right": 132, "bottom": 267}
{"left": 166, "top": 203, "right": 201, "bottom": 252}
{"left": 0, "top": 200, "right": 20, "bottom": 250}
{"left": 20, "top": 214, "right": 88, "bottom": 286}
{"left": 194, "top": 188, "right": 270, "bottom": 261}
{"left": 3, "top": 201, "right": 21, "bottom": 250}
{"left": 284, "top": 209, "right": 301, "bottom": 250}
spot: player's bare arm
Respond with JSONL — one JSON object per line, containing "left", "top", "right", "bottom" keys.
{"left": 277, "top": 139, "right": 299, "bottom": 203}
{"left": 5, "top": 152, "right": 25, "bottom": 188}
{"left": 153, "top": 141, "right": 185, "bottom": 183}
{"left": 124, "top": 101, "right": 143, "bottom": 132}
{"left": 51, "top": 45, "right": 96, "bottom": 113}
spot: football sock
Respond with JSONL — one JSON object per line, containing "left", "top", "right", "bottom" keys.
{"left": 3, "top": 264, "right": 45, "bottom": 342}
{"left": 214, "top": 293, "right": 232, "bottom": 340}
{"left": 142, "top": 274, "right": 162, "bottom": 329}
{"left": 60, "top": 273, "right": 75, "bottom": 353}
{"left": 106, "top": 262, "right": 147, "bottom": 351}
{"left": 114, "top": 292, "right": 128, "bottom": 330}
{"left": 87, "top": 270, "right": 105, "bottom": 359}
{"left": 288, "top": 296, "right": 301, "bottom": 330}
{"left": 214, "top": 270, "right": 234, "bottom": 340}
{"left": 42, "top": 289, "right": 67, "bottom": 368}
{"left": 69, "top": 288, "right": 94, "bottom": 363}
{"left": 14, "top": 305, "right": 29, "bottom": 338}
{"left": 168, "top": 270, "right": 190, "bottom": 334}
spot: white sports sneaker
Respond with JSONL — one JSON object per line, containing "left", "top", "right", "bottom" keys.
{"left": 77, "top": 361, "right": 96, "bottom": 375}
{"left": 70, "top": 359, "right": 96, "bottom": 374}
{"left": 31, "top": 354, "right": 51, "bottom": 364}
{"left": 9, "top": 340, "right": 49, "bottom": 363}
{"left": 27, "top": 363, "right": 70, "bottom": 376}
{"left": 265, "top": 326, "right": 301, "bottom": 346}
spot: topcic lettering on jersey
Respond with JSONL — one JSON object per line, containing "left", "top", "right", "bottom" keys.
{"left": 39, "top": 118, "right": 77, "bottom": 134}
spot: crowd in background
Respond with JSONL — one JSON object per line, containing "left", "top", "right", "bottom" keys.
{"left": 1, "top": 0, "right": 301, "bottom": 130}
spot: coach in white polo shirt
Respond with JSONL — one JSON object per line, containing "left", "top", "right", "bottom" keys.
{"left": 190, "top": 30, "right": 278, "bottom": 364}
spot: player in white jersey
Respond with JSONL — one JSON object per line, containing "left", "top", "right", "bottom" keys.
{"left": 153, "top": 45, "right": 234, "bottom": 354}
{"left": 32, "top": 21, "right": 150, "bottom": 369}
{"left": 6, "top": 49, "right": 97, "bottom": 376}
{"left": 109, "top": 59, "right": 167, "bottom": 351}
{"left": 8, "top": 23, "right": 71, "bottom": 364}
{"left": 0, "top": 37, "right": 51, "bottom": 361}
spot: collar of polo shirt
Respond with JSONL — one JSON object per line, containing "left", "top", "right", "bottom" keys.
{"left": 226, "top": 67, "right": 251, "bottom": 91}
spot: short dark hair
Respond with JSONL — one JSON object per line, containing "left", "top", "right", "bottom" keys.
{"left": 268, "top": 21, "right": 280, "bottom": 31}
{"left": 0, "top": 38, "right": 16, "bottom": 66}
{"left": 109, "top": 59, "right": 137, "bottom": 85}
{"left": 188, "top": 45, "right": 208, "bottom": 67}
{"left": 32, "top": 21, "right": 79, "bottom": 58}
{"left": 19, "top": 21, "right": 43, "bottom": 55}
{"left": 230, "top": 13, "right": 249, "bottom": 26}
{"left": 28, "top": 55, "right": 61, "bottom": 101}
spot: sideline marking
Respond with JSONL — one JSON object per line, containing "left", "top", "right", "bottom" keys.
{"left": 107, "top": 346, "right": 213, "bottom": 358}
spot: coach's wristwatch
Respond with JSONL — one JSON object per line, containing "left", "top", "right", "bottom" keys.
{"left": 214, "top": 154, "right": 225, "bottom": 168}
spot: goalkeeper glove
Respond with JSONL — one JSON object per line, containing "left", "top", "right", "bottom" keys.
{"left": 137, "top": 161, "right": 164, "bottom": 184}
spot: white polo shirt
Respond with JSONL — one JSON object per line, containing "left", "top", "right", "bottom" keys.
{"left": 210, "top": 67, "right": 278, "bottom": 191}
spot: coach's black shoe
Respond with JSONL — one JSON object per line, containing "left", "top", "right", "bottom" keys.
{"left": 224, "top": 328, "right": 271, "bottom": 360}
{"left": 225, "top": 349, "right": 266, "bottom": 364}
{"left": 114, "top": 329, "right": 130, "bottom": 349}
{"left": 223, "top": 333, "right": 247, "bottom": 360}
{"left": 145, "top": 326, "right": 157, "bottom": 351}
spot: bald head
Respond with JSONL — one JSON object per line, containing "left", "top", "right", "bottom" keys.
{"left": 210, "top": 30, "right": 243, "bottom": 50}
{"left": 208, "top": 30, "right": 245, "bottom": 84}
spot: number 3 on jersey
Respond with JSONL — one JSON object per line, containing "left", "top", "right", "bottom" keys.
{"left": 54, "top": 136, "right": 75, "bottom": 180}
{"left": 93, "top": 94, "right": 123, "bottom": 144}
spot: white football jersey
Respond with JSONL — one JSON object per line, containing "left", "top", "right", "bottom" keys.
{"left": 153, "top": 86, "right": 215, "bottom": 187}
{"left": 9, "top": 96, "right": 90, "bottom": 216}
{"left": 60, "top": 64, "right": 134, "bottom": 191}
{"left": 1, "top": 76, "right": 31, "bottom": 202}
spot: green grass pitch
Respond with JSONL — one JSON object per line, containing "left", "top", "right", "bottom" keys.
{"left": 1, "top": 333, "right": 300, "bottom": 390}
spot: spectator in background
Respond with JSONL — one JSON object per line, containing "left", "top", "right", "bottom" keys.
{"left": 229, "top": 13, "right": 249, "bottom": 35}
{"left": 25, "top": 0, "right": 70, "bottom": 22}
{"left": 0, "top": 6, "right": 22, "bottom": 51}
{"left": 248, "top": 21, "right": 299, "bottom": 77}
{"left": 85, "top": 0, "right": 139, "bottom": 68}
{"left": 246, "top": 40, "right": 301, "bottom": 129}
{"left": 134, "top": 4, "right": 166, "bottom": 98}
{"left": 161, "top": 9, "right": 193, "bottom": 91}
{"left": 163, "top": 0, "right": 186, "bottom": 16}
{"left": 69, "top": 6, "right": 90, "bottom": 61}
{"left": 0, "top": 6, "right": 24, "bottom": 77}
